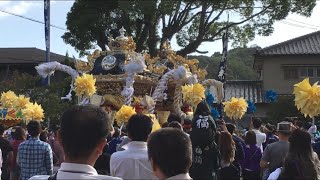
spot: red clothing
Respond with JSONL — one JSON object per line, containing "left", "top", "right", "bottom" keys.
{"left": 48, "top": 137, "right": 65, "bottom": 166}
{"left": 11, "top": 140, "right": 24, "bottom": 168}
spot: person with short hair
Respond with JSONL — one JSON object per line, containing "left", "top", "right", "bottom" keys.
{"left": 263, "top": 124, "right": 279, "bottom": 150}
{"left": 9, "top": 126, "right": 26, "bottom": 180}
{"left": 40, "top": 130, "right": 48, "bottom": 142}
{"left": 107, "top": 127, "right": 123, "bottom": 155}
{"left": 0, "top": 124, "right": 13, "bottom": 180}
{"left": 260, "top": 122, "right": 291, "bottom": 180}
{"left": 30, "top": 105, "right": 121, "bottom": 180}
{"left": 168, "top": 121, "right": 183, "bottom": 131}
{"left": 147, "top": 128, "right": 192, "bottom": 179}
{"left": 242, "top": 131, "right": 262, "bottom": 180}
{"left": 251, "top": 118, "right": 266, "bottom": 153}
{"left": 110, "top": 114, "right": 156, "bottom": 179}
{"left": 167, "top": 113, "right": 182, "bottom": 124}
{"left": 18, "top": 121, "right": 53, "bottom": 180}
{"left": 226, "top": 123, "right": 245, "bottom": 171}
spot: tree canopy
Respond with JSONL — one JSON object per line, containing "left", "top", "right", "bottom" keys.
{"left": 63, "top": 0, "right": 316, "bottom": 57}
{"left": 190, "top": 47, "right": 258, "bottom": 80}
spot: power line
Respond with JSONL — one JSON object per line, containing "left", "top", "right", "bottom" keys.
{"left": 287, "top": 19, "right": 320, "bottom": 28}
{"left": 280, "top": 21, "right": 319, "bottom": 30}
{"left": 0, "top": 9, "right": 67, "bottom": 31}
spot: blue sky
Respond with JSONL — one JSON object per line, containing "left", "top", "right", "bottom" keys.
{"left": 0, "top": 0, "right": 320, "bottom": 59}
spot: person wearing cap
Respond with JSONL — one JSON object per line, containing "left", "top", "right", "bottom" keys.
{"left": 260, "top": 121, "right": 291, "bottom": 180}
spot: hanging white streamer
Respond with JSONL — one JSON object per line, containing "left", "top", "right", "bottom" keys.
{"left": 121, "top": 53, "right": 146, "bottom": 105}
{"left": 35, "top": 61, "right": 79, "bottom": 101}
{"left": 35, "top": 61, "right": 78, "bottom": 79}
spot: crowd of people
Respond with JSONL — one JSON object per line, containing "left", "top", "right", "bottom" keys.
{"left": 0, "top": 101, "right": 319, "bottom": 180}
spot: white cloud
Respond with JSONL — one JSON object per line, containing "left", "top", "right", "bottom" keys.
{"left": 0, "top": 1, "right": 38, "bottom": 19}
{"left": 249, "top": 2, "right": 320, "bottom": 48}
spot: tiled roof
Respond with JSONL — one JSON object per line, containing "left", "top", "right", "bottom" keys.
{"left": 0, "top": 48, "right": 66, "bottom": 64}
{"left": 257, "top": 31, "right": 320, "bottom": 56}
{"left": 225, "top": 80, "right": 264, "bottom": 103}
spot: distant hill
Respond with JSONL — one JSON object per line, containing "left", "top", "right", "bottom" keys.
{"left": 189, "top": 47, "right": 259, "bottom": 80}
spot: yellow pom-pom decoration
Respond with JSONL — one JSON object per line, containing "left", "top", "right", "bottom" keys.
{"left": 182, "top": 83, "right": 205, "bottom": 107}
{"left": 115, "top": 105, "right": 136, "bottom": 125}
{"left": 145, "top": 114, "right": 161, "bottom": 133}
{"left": 1, "top": 91, "right": 18, "bottom": 108}
{"left": 192, "top": 83, "right": 206, "bottom": 105}
{"left": 22, "top": 102, "right": 44, "bottom": 121}
{"left": 182, "top": 85, "right": 193, "bottom": 103}
{"left": 74, "top": 73, "right": 96, "bottom": 97}
{"left": 15, "top": 95, "right": 30, "bottom": 110}
{"left": 293, "top": 78, "right": 320, "bottom": 118}
{"left": 223, "top": 97, "right": 248, "bottom": 120}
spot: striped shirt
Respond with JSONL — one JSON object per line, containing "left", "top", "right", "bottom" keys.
{"left": 18, "top": 137, "right": 53, "bottom": 180}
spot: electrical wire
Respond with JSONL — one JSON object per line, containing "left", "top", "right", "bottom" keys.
{"left": 287, "top": 19, "right": 320, "bottom": 28}
{"left": 280, "top": 21, "right": 319, "bottom": 30}
{"left": 0, "top": 9, "right": 67, "bottom": 31}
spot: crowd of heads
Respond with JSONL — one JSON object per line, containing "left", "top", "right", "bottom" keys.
{"left": 1, "top": 101, "right": 319, "bottom": 180}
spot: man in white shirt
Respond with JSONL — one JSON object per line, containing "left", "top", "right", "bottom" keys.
{"left": 147, "top": 128, "right": 192, "bottom": 180}
{"left": 30, "top": 104, "right": 121, "bottom": 180}
{"left": 251, "top": 118, "right": 266, "bottom": 152}
{"left": 110, "top": 114, "right": 156, "bottom": 179}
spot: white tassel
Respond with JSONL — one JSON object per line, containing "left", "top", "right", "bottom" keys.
{"left": 35, "top": 61, "right": 79, "bottom": 101}
{"left": 122, "top": 53, "right": 146, "bottom": 105}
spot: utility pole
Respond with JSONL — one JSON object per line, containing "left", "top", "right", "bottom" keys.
{"left": 44, "top": 0, "right": 51, "bottom": 127}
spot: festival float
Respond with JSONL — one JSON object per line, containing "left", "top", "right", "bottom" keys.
{"left": 0, "top": 28, "right": 255, "bottom": 128}
{"left": 35, "top": 27, "right": 230, "bottom": 126}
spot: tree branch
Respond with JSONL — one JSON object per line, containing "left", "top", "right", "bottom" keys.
{"left": 179, "top": 11, "right": 202, "bottom": 27}
{"left": 212, "top": 5, "right": 272, "bottom": 38}
{"left": 177, "top": 5, "right": 271, "bottom": 56}
{"left": 205, "top": 1, "right": 228, "bottom": 30}
{"left": 196, "top": 49, "right": 209, "bottom": 54}
{"left": 177, "top": 2, "right": 192, "bottom": 22}
{"left": 203, "top": 37, "right": 221, "bottom": 42}
{"left": 170, "top": 1, "right": 182, "bottom": 26}
{"left": 162, "top": 14, "right": 166, "bottom": 30}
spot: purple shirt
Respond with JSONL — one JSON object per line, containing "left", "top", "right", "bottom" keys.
{"left": 242, "top": 144, "right": 262, "bottom": 171}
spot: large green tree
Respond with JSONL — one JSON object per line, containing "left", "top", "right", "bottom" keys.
{"left": 63, "top": 0, "right": 316, "bottom": 57}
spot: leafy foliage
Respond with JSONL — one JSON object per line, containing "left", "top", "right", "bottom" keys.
{"left": 63, "top": 0, "right": 316, "bottom": 56}
{"left": 265, "top": 96, "right": 308, "bottom": 124}
{"left": 0, "top": 72, "right": 75, "bottom": 125}
{"left": 189, "top": 47, "right": 258, "bottom": 80}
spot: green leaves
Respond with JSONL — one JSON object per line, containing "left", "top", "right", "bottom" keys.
{"left": 189, "top": 47, "right": 258, "bottom": 80}
{"left": 63, "top": 0, "right": 316, "bottom": 56}
{"left": 0, "top": 71, "right": 75, "bottom": 125}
